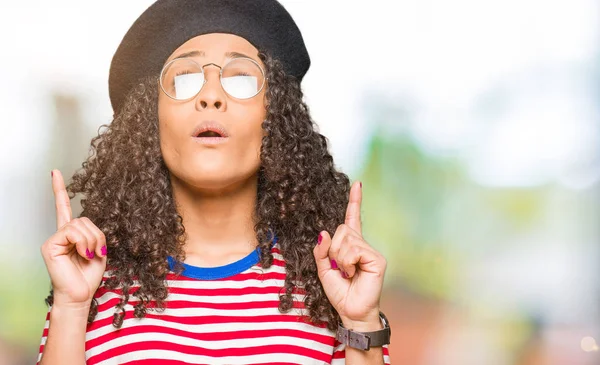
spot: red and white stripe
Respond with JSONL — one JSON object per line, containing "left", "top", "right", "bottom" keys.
{"left": 37, "top": 244, "right": 391, "bottom": 364}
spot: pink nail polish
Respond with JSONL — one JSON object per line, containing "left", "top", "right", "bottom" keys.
{"left": 86, "top": 248, "right": 94, "bottom": 259}
{"left": 101, "top": 245, "right": 107, "bottom": 256}
{"left": 317, "top": 233, "right": 322, "bottom": 245}
{"left": 360, "top": 181, "right": 362, "bottom": 188}
{"left": 330, "top": 259, "right": 338, "bottom": 269}
{"left": 51, "top": 170, "right": 54, "bottom": 178}
{"left": 341, "top": 271, "right": 348, "bottom": 278}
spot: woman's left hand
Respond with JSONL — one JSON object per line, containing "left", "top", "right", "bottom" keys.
{"left": 313, "top": 181, "right": 387, "bottom": 329}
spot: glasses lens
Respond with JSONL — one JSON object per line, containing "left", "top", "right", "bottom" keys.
{"left": 221, "top": 58, "right": 265, "bottom": 99}
{"left": 160, "top": 59, "right": 204, "bottom": 100}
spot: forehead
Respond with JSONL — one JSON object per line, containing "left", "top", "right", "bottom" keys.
{"left": 165, "top": 33, "right": 260, "bottom": 64}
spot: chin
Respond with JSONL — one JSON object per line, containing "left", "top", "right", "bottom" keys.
{"left": 187, "top": 168, "right": 230, "bottom": 183}
{"left": 181, "top": 166, "right": 239, "bottom": 187}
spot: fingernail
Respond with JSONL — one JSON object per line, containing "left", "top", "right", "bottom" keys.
{"left": 317, "top": 232, "right": 322, "bottom": 245}
{"left": 360, "top": 181, "right": 362, "bottom": 188}
{"left": 341, "top": 271, "right": 348, "bottom": 279}
{"left": 51, "top": 170, "right": 54, "bottom": 178}
{"left": 101, "top": 245, "right": 107, "bottom": 256}
{"left": 86, "top": 248, "right": 94, "bottom": 259}
{"left": 330, "top": 259, "right": 338, "bottom": 269}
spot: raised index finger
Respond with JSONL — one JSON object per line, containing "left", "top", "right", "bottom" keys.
{"left": 344, "top": 181, "right": 362, "bottom": 236}
{"left": 51, "top": 169, "right": 72, "bottom": 229}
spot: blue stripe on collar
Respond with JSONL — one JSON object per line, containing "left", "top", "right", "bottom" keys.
{"left": 167, "top": 235, "right": 278, "bottom": 280}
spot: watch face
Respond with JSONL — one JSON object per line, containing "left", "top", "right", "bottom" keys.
{"left": 379, "top": 310, "right": 391, "bottom": 336}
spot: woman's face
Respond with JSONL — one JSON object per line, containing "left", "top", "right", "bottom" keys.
{"left": 158, "top": 33, "right": 267, "bottom": 192}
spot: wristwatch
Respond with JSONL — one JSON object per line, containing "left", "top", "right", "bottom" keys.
{"left": 335, "top": 311, "right": 391, "bottom": 351}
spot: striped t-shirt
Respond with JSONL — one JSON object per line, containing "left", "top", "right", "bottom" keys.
{"left": 37, "top": 241, "right": 391, "bottom": 364}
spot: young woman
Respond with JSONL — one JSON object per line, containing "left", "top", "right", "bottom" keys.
{"left": 37, "top": 1, "right": 391, "bottom": 364}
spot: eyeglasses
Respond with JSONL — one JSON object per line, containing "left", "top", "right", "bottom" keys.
{"left": 159, "top": 57, "right": 266, "bottom": 101}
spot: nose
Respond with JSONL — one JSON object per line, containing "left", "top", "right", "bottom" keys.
{"left": 195, "top": 64, "right": 226, "bottom": 110}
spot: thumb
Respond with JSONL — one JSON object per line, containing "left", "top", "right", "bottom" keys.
{"left": 313, "top": 230, "right": 333, "bottom": 274}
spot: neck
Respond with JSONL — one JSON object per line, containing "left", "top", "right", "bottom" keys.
{"left": 170, "top": 173, "right": 259, "bottom": 262}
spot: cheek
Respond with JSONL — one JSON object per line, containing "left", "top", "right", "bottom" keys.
{"left": 232, "top": 96, "right": 266, "bottom": 133}
{"left": 241, "top": 111, "right": 266, "bottom": 150}
{"left": 228, "top": 116, "right": 264, "bottom": 169}
{"left": 157, "top": 101, "right": 183, "bottom": 161}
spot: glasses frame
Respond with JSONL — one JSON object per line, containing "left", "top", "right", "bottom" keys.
{"left": 158, "top": 56, "right": 267, "bottom": 101}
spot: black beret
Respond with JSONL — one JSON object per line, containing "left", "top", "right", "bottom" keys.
{"left": 108, "top": 0, "right": 310, "bottom": 114}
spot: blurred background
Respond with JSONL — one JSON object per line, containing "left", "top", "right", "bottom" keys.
{"left": 1, "top": 0, "right": 599, "bottom": 364}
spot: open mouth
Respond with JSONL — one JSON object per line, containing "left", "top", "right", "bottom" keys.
{"left": 196, "top": 130, "right": 224, "bottom": 138}
{"left": 192, "top": 128, "right": 229, "bottom": 144}
{"left": 191, "top": 122, "right": 229, "bottom": 143}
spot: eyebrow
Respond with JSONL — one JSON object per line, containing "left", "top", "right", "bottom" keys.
{"left": 172, "top": 50, "right": 254, "bottom": 61}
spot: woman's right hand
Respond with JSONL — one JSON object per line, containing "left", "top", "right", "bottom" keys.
{"left": 40, "top": 169, "right": 107, "bottom": 307}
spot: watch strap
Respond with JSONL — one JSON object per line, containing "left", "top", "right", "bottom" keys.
{"left": 336, "top": 311, "right": 391, "bottom": 351}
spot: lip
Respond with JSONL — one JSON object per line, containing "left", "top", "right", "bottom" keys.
{"left": 191, "top": 120, "right": 230, "bottom": 138}
{"left": 191, "top": 136, "right": 229, "bottom": 145}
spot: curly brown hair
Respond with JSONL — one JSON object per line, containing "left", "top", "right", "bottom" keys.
{"left": 45, "top": 50, "right": 351, "bottom": 332}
